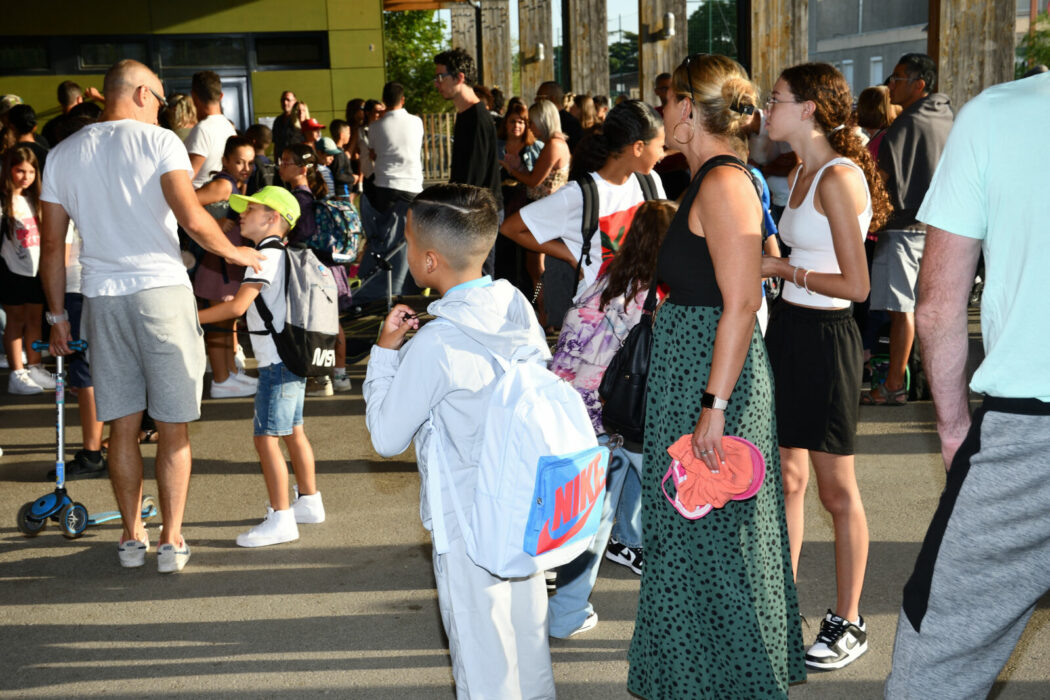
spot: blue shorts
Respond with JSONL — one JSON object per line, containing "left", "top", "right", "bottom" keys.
{"left": 253, "top": 362, "right": 306, "bottom": 437}
{"left": 65, "top": 292, "right": 92, "bottom": 389}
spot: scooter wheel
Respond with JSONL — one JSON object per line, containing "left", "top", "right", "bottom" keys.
{"left": 59, "top": 502, "right": 89, "bottom": 539}
{"left": 140, "top": 495, "right": 158, "bottom": 520}
{"left": 17, "top": 502, "right": 46, "bottom": 537}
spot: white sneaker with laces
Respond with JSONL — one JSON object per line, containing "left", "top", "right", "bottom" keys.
{"left": 229, "top": 372, "right": 258, "bottom": 389}
{"left": 237, "top": 507, "right": 299, "bottom": 547}
{"left": 157, "top": 538, "right": 191, "bottom": 573}
{"left": 211, "top": 375, "right": 256, "bottom": 398}
{"left": 552, "top": 612, "right": 598, "bottom": 639}
{"left": 292, "top": 487, "right": 326, "bottom": 524}
{"left": 27, "top": 364, "right": 56, "bottom": 390}
{"left": 332, "top": 373, "right": 352, "bottom": 392}
{"left": 805, "top": 610, "right": 868, "bottom": 670}
{"left": 8, "top": 369, "right": 43, "bottom": 395}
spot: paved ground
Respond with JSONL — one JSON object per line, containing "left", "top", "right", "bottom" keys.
{"left": 1, "top": 311, "right": 1048, "bottom": 698}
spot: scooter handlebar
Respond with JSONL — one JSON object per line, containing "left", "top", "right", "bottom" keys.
{"left": 32, "top": 339, "right": 87, "bottom": 352}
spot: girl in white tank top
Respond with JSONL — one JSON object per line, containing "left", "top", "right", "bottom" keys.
{"left": 777, "top": 157, "right": 872, "bottom": 309}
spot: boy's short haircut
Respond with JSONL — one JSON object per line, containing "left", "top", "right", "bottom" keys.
{"left": 245, "top": 123, "right": 273, "bottom": 150}
{"left": 434, "top": 48, "right": 477, "bottom": 86}
{"left": 328, "top": 119, "right": 349, "bottom": 138}
{"left": 410, "top": 184, "right": 498, "bottom": 271}
{"left": 191, "top": 70, "right": 223, "bottom": 104}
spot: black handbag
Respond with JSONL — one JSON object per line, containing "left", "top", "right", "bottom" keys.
{"left": 598, "top": 279, "right": 659, "bottom": 444}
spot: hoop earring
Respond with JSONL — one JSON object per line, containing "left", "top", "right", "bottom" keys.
{"left": 673, "top": 120, "right": 694, "bottom": 145}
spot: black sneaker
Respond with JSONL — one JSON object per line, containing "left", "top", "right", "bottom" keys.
{"left": 604, "top": 538, "right": 643, "bottom": 575}
{"left": 804, "top": 609, "right": 868, "bottom": 670}
{"left": 47, "top": 450, "right": 107, "bottom": 481}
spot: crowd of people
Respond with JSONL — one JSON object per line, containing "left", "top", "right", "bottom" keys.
{"left": 3, "top": 45, "right": 1048, "bottom": 699}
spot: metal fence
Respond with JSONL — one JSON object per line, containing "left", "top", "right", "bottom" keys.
{"left": 421, "top": 112, "right": 455, "bottom": 183}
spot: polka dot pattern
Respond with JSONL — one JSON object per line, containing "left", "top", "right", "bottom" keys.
{"left": 627, "top": 302, "right": 807, "bottom": 699}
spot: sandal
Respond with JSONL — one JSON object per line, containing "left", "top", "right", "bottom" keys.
{"left": 861, "top": 383, "right": 908, "bottom": 406}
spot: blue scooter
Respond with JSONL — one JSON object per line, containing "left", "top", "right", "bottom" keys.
{"left": 16, "top": 340, "right": 157, "bottom": 539}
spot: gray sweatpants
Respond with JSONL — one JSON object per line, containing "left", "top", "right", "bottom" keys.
{"left": 885, "top": 399, "right": 1050, "bottom": 698}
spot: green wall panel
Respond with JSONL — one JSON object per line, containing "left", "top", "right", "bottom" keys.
{"left": 5, "top": 2, "right": 150, "bottom": 35}
{"left": 329, "top": 30, "right": 385, "bottom": 69}
{"left": 0, "top": 75, "right": 106, "bottom": 121}
{"left": 327, "top": 0, "right": 383, "bottom": 30}
{"left": 149, "top": 0, "right": 328, "bottom": 33}
{"left": 330, "top": 68, "right": 386, "bottom": 107}
{"left": 252, "top": 70, "right": 332, "bottom": 119}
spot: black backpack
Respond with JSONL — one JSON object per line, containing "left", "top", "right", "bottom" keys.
{"left": 573, "top": 171, "right": 659, "bottom": 281}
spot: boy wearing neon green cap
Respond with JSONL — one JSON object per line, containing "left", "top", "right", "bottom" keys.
{"left": 199, "top": 186, "right": 326, "bottom": 547}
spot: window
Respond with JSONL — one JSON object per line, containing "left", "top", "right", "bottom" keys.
{"left": 159, "top": 37, "right": 246, "bottom": 68}
{"left": 79, "top": 40, "right": 148, "bottom": 70}
{"left": 255, "top": 34, "right": 328, "bottom": 68}
{"left": 870, "top": 57, "right": 884, "bottom": 88}
{"left": 0, "top": 38, "right": 49, "bottom": 72}
{"left": 840, "top": 59, "right": 854, "bottom": 93}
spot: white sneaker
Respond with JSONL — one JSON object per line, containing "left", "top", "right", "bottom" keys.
{"left": 234, "top": 346, "right": 246, "bottom": 371}
{"left": 292, "top": 487, "right": 326, "bottom": 524}
{"left": 229, "top": 371, "right": 258, "bottom": 389}
{"left": 157, "top": 538, "right": 191, "bottom": 573}
{"left": 307, "top": 375, "right": 333, "bottom": 397}
{"left": 211, "top": 375, "right": 255, "bottom": 398}
{"left": 8, "top": 369, "right": 43, "bottom": 395}
{"left": 332, "top": 373, "right": 352, "bottom": 392}
{"left": 26, "top": 364, "right": 56, "bottom": 390}
{"left": 117, "top": 532, "right": 150, "bottom": 568}
{"left": 236, "top": 507, "right": 299, "bottom": 547}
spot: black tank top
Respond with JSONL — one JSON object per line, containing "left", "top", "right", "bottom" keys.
{"left": 657, "top": 155, "right": 755, "bottom": 307}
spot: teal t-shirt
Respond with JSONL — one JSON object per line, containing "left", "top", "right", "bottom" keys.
{"left": 917, "top": 71, "right": 1050, "bottom": 401}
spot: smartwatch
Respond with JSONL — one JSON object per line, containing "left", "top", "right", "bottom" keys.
{"left": 701, "top": 392, "right": 728, "bottom": 411}
{"left": 45, "top": 310, "right": 69, "bottom": 325}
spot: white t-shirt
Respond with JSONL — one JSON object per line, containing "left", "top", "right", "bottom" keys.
{"left": 519, "top": 171, "right": 666, "bottom": 296}
{"left": 65, "top": 222, "right": 82, "bottom": 294}
{"left": 369, "top": 109, "right": 424, "bottom": 193}
{"left": 185, "top": 114, "right": 237, "bottom": 188}
{"left": 242, "top": 236, "right": 286, "bottom": 369}
{"left": 41, "top": 119, "right": 194, "bottom": 297}
{"left": 0, "top": 194, "right": 41, "bottom": 277}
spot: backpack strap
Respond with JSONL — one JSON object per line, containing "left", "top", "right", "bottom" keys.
{"left": 574, "top": 174, "right": 600, "bottom": 282}
{"left": 635, "top": 171, "right": 658, "bottom": 201}
{"left": 249, "top": 240, "right": 288, "bottom": 337}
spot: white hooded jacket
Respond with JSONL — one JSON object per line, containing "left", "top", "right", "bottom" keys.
{"left": 363, "top": 279, "right": 550, "bottom": 540}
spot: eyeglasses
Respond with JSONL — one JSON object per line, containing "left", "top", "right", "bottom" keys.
{"left": 765, "top": 96, "right": 801, "bottom": 108}
{"left": 887, "top": 75, "right": 915, "bottom": 85}
{"left": 141, "top": 85, "right": 167, "bottom": 108}
{"left": 680, "top": 53, "right": 708, "bottom": 106}
{"left": 434, "top": 72, "right": 454, "bottom": 83}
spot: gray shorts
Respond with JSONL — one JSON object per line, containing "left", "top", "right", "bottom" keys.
{"left": 870, "top": 229, "right": 926, "bottom": 313}
{"left": 83, "top": 285, "right": 206, "bottom": 423}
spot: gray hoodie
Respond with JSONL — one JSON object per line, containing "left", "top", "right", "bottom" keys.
{"left": 878, "top": 92, "right": 954, "bottom": 231}
{"left": 363, "top": 279, "right": 549, "bottom": 538}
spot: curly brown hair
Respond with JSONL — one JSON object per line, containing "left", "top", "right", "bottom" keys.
{"left": 780, "top": 63, "right": 893, "bottom": 232}
{"left": 600, "top": 200, "right": 677, "bottom": 310}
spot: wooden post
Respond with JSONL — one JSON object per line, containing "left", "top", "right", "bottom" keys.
{"left": 450, "top": 4, "right": 476, "bottom": 53}
{"left": 518, "top": 0, "right": 554, "bottom": 100}
{"left": 749, "top": 0, "right": 807, "bottom": 95}
{"left": 639, "top": 0, "right": 689, "bottom": 105}
{"left": 480, "top": 0, "right": 513, "bottom": 91}
{"left": 928, "top": 0, "right": 1015, "bottom": 110}
{"left": 565, "top": 0, "right": 609, "bottom": 96}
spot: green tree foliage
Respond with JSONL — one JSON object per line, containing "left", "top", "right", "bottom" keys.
{"left": 383, "top": 11, "right": 452, "bottom": 114}
{"left": 609, "top": 31, "right": 639, "bottom": 78}
{"left": 1016, "top": 12, "right": 1050, "bottom": 79}
{"left": 687, "top": 0, "right": 738, "bottom": 60}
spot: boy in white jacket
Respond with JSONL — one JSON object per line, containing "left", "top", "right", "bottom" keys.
{"left": 363, "top": 184, "right": 555, "bottom": 699}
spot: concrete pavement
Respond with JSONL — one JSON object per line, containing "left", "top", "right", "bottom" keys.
{"left": 1, "top": 320, "right": 1048, "bottom": 698}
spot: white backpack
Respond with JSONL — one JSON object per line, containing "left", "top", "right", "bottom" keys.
{"left": 428, "top": 344, "right": 609, "bottom": 579}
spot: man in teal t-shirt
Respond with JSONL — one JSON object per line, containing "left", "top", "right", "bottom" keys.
{"left": 885, "top": 71, "right": 1050, "bottom": 699}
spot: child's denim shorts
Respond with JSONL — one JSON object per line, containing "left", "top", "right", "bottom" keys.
{"left": 253, "top": 363, "right": 306, "bottom": 437}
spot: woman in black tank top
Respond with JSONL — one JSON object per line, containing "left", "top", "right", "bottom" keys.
{"left": 627, "top": 54, "right": 805, "bottom": 699}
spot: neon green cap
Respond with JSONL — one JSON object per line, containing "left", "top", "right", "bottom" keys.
{"left": 229, "top": 186, "right": 301, "bottom": 228}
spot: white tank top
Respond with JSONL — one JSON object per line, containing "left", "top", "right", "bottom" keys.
{"left": 778, "top": 157, "right": 872, "bottom": 309}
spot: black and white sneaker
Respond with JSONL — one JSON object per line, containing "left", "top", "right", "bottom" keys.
{"left": 604, "top": 538, "right": 643, "bottom": 575}
{"left": 804, "top": 609, "right": 868, "bottom": 670}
